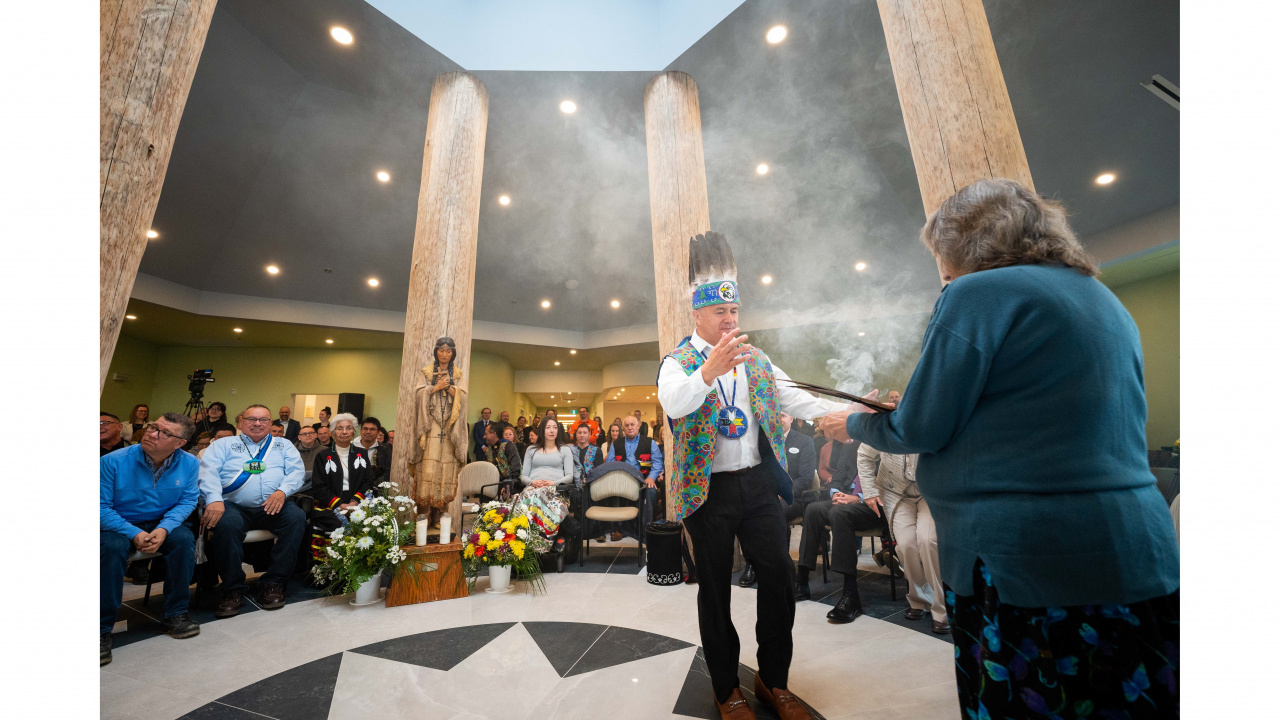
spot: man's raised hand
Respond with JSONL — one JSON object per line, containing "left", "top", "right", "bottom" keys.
{"left": 699, "top": 329, "right": 751, "bottom": 385}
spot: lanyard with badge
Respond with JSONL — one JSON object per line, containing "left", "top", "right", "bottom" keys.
{"left": 224, "top": 437, "right": 274, "bottom": 494}
{"left": 697, "top": 347, "right": 748, "bottom": 439}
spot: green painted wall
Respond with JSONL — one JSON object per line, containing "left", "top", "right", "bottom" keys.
{"left": 100, "top": 345, "right": 520, "bottom": 435}
{"left": 1110, "top": 270, "right": 1180, "bottom": 449}
{"left": 101, "top": 334, "right": 159, "bottom": 419}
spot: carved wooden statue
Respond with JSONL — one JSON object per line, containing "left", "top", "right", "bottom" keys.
{"left": 407, "top": 337, "right": 468, "bottom": 515}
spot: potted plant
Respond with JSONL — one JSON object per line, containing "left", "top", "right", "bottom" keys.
{"left": 462, "top": 501, "right": 551, "bottom": 594}
{"left": 311, "top": 482, "right": 416, "bottom": 604}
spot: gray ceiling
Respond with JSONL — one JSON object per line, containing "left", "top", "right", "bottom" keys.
{"left": 143, "top": 0, "right": 1178, "bottom": 335}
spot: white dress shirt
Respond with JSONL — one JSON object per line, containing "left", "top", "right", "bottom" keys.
{"left": 657, "top": 332, "right": 844, "bottom": 473}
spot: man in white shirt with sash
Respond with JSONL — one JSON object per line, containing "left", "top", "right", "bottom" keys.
{"left": 199, "top": 404, "right": 306, "bottom": 618}
{"left": 657, "top": 232, "right": 861, "bottom": 720}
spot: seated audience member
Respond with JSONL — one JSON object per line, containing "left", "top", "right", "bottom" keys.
{"left": 472, "top": 407, "right": 493, "bottom": 461}
{"left": 631, "top": 409, "right": 649, "bottom": 437}
{"left": 100, "top": 413, "right": 201, "bottom": 666}
{"left": 607, "top": 415, "right": 664, "bottom": 536}
{"left": 199, "top": 404, "right": 306, "bottom": 618}
{"left": 317, "top": 406, "right": 332, "bottom": 429}
{"left": 481, "top": 423, "right": 522, "bottom": 493}
{"left": 593, "top": 416, "right": 604, "bottom": 434}
{"left": 269, "top": 420, "right": 285, "bottom": 437}
{"left": 200, "top": 427, "right": 235, "bottom": 459}
{"left": 294, "top": 425, "right": 328, "bottom": 483}
{"left": 857, "top": 444, "right": 947, "bottom": 632}
{"left": 885, "top": 389, "right": 902, "bottom": 406}
{"left": 316, "top": 423, "right": 332, "bottom": 447}
{"left": 385, "top": 429, "right": 395, "bottom": 448}
{"left": 543, "top": 408, "right": 567, "bottom": 436}
{"left": 276, "top": 406, "right": 301, "bottom": 442}
{"left": 353, "top": 416, "right": 390, "bottom": 483}
{"left": 516, "top": 416, "right": 574, "bottom": 535}
{"left": 568, "top": 407, "right": 600, "bottom": 444}
{"left": 206, "top": 401, "right": 229, "bottom": 427}
{"left": 514, "top": 415, "right": 527, "bottom": 440}
{"left": 570, "top": 424, "right": 602, "bottom": 482}
{"left": 796, "top": 436, "right": 887, "bottom": 623}
{"left": 191, "top": 431, "right": 214, "bottom": 456}
{"left": 122, "top": 403, "right": 150, "bottom": 443}
{"left": 309, "top": 413, "right": 374, "bottom": 560}
{"left": 741, "top": 412, "right": 816, "bottom": 587}
{"left": 599, "top": 422, "right": 622, "bottom": 457}
{"left": 100, "top": 412, "right": 128, "bottom": 455}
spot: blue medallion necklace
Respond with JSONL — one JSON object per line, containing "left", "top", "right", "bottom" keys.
{"left": 698, "top": 347, "right": 749, "bottom": 439}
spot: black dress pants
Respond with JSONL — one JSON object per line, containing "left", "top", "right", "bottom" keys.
{"left": 682, "top": 464, "right": 794, "bottom": 703}
{"left": 798, "top": 499, "right": 888, "bottom": 577}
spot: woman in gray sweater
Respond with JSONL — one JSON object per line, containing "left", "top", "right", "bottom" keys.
{"left": 515, "top": 416, "right": 574, "bottom": 538}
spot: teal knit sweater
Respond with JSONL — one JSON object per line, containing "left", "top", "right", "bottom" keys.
{"left": 848, "top": 264, "right": 1179, "bottom": 607}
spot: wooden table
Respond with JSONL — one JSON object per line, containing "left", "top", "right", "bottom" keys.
{"left": 385, "top": 541, "right": 467, "bottom": 607}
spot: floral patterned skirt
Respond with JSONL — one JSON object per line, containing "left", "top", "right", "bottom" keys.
{"left": 512, "top": 485, "right": 568, "bottom": 539}
{"left": 946, "top": 561, "right": 1179, "bottom": 720}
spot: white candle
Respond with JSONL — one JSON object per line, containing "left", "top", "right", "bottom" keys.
{"left": 439, "top": 514, "right": 452, "bottom": 544}
{"left": 415, "top": 518, "right": 428, "bottom": 546}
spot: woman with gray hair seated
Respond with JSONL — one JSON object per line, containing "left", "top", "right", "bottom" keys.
{"left": 822, "top": 178, "right": 1179, "bottom": 718}
{"left": 308, "top": 413, "right": 375, "bottom": 561}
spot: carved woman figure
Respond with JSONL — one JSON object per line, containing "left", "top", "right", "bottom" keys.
{"left": 407, "top": 337, "right": 468, "bottom": 517}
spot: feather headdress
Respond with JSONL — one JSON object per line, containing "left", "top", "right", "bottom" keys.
{"left": 688, "top": 232, "right": 739, "bottom": 308}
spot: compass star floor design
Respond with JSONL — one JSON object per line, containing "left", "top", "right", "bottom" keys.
{"left": 102, "top": 561, "right": 959, "bottom": 719}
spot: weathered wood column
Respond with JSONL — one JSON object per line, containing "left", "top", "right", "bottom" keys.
{"left": 876, "top": 0, "right": 1034, "bottom": 217}
{"left": 100, "top": 0, "right": 217, "bottom": 392}
{"left": 644, "top": 71, "right": 710, "bottom": 521}
{"left": 392, "top": 72, "right": 489, "bottom": 529}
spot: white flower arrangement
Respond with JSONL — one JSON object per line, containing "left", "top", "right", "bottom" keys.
{"left": 310, "top": 481, "right": 416, "bottom": 595}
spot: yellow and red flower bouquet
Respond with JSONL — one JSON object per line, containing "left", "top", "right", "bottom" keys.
{"left": 462, "top": 500, "right": 552, "bottom": 594}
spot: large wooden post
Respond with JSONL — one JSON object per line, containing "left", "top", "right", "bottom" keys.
{"left": 100, "top": 0, "right": 217, "bottom": 392}
{"left": 392, "top": 72, "right": 488, "bottom": 529}
{"left": 644, "top": 71, "right": 710, "bottom": 521}
{"left": 876, "top": 0, "right": 1034, "bottom": 217}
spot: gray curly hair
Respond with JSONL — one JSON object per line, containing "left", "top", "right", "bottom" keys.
{"left": 330, "top": 412, "right": 359, "bottom": 433}
{"left": 920, "top": 178, "right": 1099, "bottom": 278}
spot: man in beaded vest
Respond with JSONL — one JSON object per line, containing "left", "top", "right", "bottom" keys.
{"left": 657, "top": 232, "right": 849, "bottom": 720}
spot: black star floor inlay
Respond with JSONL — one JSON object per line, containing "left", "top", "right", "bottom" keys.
{"left": 523, "top": 621, "right": 610, "bottom": 676}
{"left": 349, "top": 621, "right": 516, "bottom": 671}
{"left": 671, "top": 648, "right": 827, "bottom": 720}
{"left": 566, "top": 625, "right": 693, "bottom": 677}
{"left": 181, "top": 653, "right": 343, "bottom": 720}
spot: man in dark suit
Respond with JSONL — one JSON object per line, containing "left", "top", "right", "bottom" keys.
{"left": 633, "top": 409, "right": 649, "bottom": 437}
{"left": 276, "top": 406, "right": 301, "bottom": 442}
{"left": 471, "top": 407, "right": 492, "bottom": 461}
{"left": 739, "top": 412, "right": 816, "bottom": 587}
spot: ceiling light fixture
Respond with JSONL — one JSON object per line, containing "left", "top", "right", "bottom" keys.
{"left": 498, "top": 195, "right": 511, "bottom": 206}
{"left": 569, "top": 349, "right": 577, "bottom": 355}
{"left": 560, "top": 100, "right": 577, "bottom": 114}
{"left": 541, "top": 300, "right": 551, "bottom": 309}
{"left": 266, "top": 265, "right": 280, "bottom": 275}
{"left": 854, "top": 261, "right": 867, "bottom": 272}
{"left": 368, "top": 278, "right": 379, "bottom": 287}
{"left": 858, "top": 332, "right": 866, "bottom": 337}
{"left": 554, "top": 361, "right": 561, "bottom": 366}
{"left": 761, "top": 275, "right": 772, "bottom": 284}
{"left": 233, "top": 327, "right": 242, "bottom": 333}
{"left": 325, "top": 339, "right": 334, "bottom": 344}
{"left": 610, "top": 299, "right": 621, "bottom": 308}
{"left": 330, "top": 27, "right": 353, "bottom": 44}
{"left": 1095, "top": 172, "right": 1116, "bottom": 185}
{"left": 756, "top": 163, "right": 769, "bottom": 175}
{"left": 146, "top": 229, "right": 159, "bottom": 239}
{"left": 376, "top": 170, "right": 390, "bottom": 182}
{"left": 766, "top": 25, "right": 788, "bottom": 44}
{"left": 125, "top": 315, "right": 137, "bottom": 320}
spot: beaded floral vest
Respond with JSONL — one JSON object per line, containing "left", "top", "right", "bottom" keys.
{"left": 484, "top": 441, "right": 512, "bottom": 477}
{"left": 666, "top": 339, "right": 785, "bottom": 521}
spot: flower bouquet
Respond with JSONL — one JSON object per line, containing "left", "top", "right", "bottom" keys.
{"left": 310, "top": 482, "right": 416, "bottom": 595}
{"left": 462, "top": 500, "right": 552, "bottom": 594}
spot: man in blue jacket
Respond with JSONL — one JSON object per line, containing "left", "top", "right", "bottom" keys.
{"left": 100, "top": 412, "right": 201, "bottom": 666}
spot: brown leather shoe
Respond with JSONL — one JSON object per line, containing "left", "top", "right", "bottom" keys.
{"left": 610, "top": 531, "right": 623, "bottom": 541}
{"left": 716, "top": 688, "right": 757, "bottom": 720}
{"left": 215, "top": 591, "right": 242, "bottom": 618}
{"left": 931, "top": 618, "right": 952, "bottom": 634}
{"left": 258, "top": 582, "right": 286, "bottom": 610}
{"left": 903, "top": 608, "right": 925, "bottom": 621}
{"left": 753, "top": 674, "right": 814, "bottom": 720}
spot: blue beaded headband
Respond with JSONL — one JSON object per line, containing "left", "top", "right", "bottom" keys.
{"left": 692, "top": 280, "right": 739, "bottom": 309}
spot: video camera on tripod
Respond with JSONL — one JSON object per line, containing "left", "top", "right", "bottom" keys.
{"left": 188, "top": 368, "right": 215, "bottom": 400}
{"left": 185, "top": 369, "right": 216, "bottom": 435}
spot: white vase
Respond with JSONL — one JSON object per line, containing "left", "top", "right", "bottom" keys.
{"left": 352, "top": 569, "right": 382, "bottom": 605}
{"left": 487, "top": 564, "right": 512, "bottom": 592}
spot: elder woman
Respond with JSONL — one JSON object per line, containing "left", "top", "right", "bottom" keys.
{"left": 824, "top": 178, "right": 1179, "bottom": 718}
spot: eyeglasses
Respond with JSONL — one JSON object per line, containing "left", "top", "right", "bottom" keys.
{"left": 99, "top": 420, "right": 120, "bottom": 427}
{"left": 144, "top": 425, "right": 186, "bottom": 442}
{"left": 243, "top": 417, "right": 272, "bottom": 425}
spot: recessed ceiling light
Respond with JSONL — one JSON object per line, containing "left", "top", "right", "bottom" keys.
{"left": 266, "top": 265, "right": 279, "bottom": 275}
{"left": 554, "top": 361, "right": 561, "bottom": 366}
{"left": 541, "top": 300, "right": 551, "bottom": 309}
{"left": 569, "top": 349, "right": 577, "bottom": 354}
{"left": 560, "top": 100, "right": 577, "bottom": 114}
{"left": 766, "top": 25, "right": 787, "bottom": 44}
{"left": 125, "top": 315, "right": 137, "bottom": 320}
{"left": 368, "top": 278, "right": 379, "bottom": 287}
{"left": 331, "top": 26, "right": 353, "bottom": 44}
{"left": 498, "top": 195, "right": 511, "bottom": 206}
{"left": 233, "top": 327, "right": 242, "bottom": 333}
{"left": 325, "top": 339, "right": 334, "bottom": 344}
{"left": 610, "top": 299, "right": 621, "bottom": 308}
{"left": 854, "top": 261, "right": 867, "bottom": 272}
{"left": 376, "top": 170, "right": 390, "bottom": 182}
{"left": 551, "top": 395, "right": 555, "bottom": 399}
{"left": 756, "top": 163, "right": 769, "bottom": 175}
{"left": 1095, "top": 172, "right": 1116, "bottom": 185}
{"left": 146, "top": 229, "right": 159, "bottom": 239}
{"left": 858, "top": 332, "right": 866, "bottom": 337}
{"left": 761, "top": 275, "right": 773, "bottom": 284}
